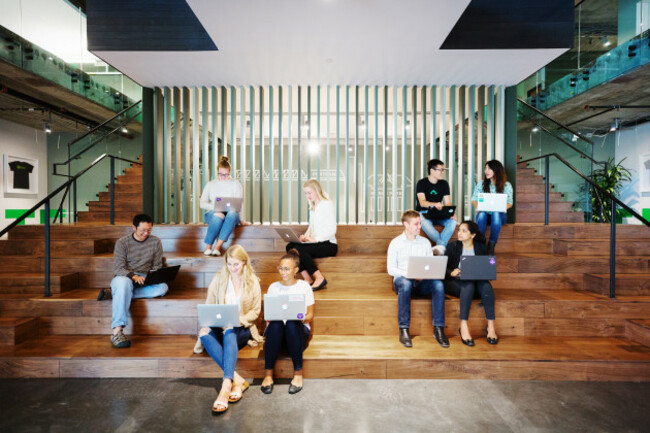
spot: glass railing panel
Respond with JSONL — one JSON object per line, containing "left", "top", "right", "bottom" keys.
{"left": 0, "top": 25, "right": 141, "bottom": 112}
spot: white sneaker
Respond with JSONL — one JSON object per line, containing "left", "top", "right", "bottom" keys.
{"left": 432, "top": 245, "right": 446, "bottom": 256}
{"left": 203, "top": 248, "right": 213, "bottom": 256}
{"left": 210, "top": 248, "right": 221, "bottom": 256}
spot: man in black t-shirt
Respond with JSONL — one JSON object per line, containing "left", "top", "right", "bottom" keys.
{"left": 9, "top": 160, "right": 34, "bottom": 190}
{"left": 415, "top": 159, "right": 457, "bottom": 255}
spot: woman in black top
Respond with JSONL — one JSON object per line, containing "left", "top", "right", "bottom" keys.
{"left": 445, "top": 221, "right": 499, "bottom": 346}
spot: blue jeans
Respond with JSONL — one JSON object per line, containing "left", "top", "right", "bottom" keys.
{"left": 200, "top": 326, "right": 252, "bottom": 381}
{"left": 393, "top": 276, "right": 445, "bottom": 329}
{"left": 419, "top": 211, "right": 457, "bottom": 247}
{"left": 476, "top": 211, "right": 507, "bottom": 244}
{"left": 110, "top": 275, "right": 168, "bottom": 329}
{"left": 204, "top": 211, "right": 240, "bottom": 246}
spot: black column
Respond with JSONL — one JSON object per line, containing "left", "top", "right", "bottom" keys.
{"left": 504, "top": 86, "right": 517, "bottom": 223}
{"left": 142, "top": 87, "right": 155, "bottom": 219}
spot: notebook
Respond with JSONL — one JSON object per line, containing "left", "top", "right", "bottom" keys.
{"left": 264, "top": 294, "right": 307, "bottom": 321}
{"left": 476, "top": 193, "right": 508, "bottom": 213}
{"left": 458, "top": 256, "right": 497, "bottom": 280}
{"left": 405, "top": 256, "right": 448, "bottom": 279}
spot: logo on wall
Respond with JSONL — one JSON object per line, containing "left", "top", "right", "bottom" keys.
{"left": 3, "top": 154, "right": 38, "bottom": 195}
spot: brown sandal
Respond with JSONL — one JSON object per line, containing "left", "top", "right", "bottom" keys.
{"left": 228, "top": 381, "right": 250, "bottom": 403}
{"left": 211, "top": 390, "right": 230, "bottom": 415}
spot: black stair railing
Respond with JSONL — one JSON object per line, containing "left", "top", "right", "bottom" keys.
{"left": 0, "top": 154, "right": 141, "bottom": 297}
{"left": 518, "top": 153, "right": 650, "bottom": 299}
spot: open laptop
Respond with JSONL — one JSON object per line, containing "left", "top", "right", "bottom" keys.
{"left": 275, "top": 227, "right": 303, "bottom": 243}
{"left": 197, "top": 304, "right": 240, "bottom": 328}
{"left": 264, "top": 294, "right": 306, "bottom": 321}
{"left": 136, "top": 265, "right": 181, "bottom": 286}
{"left": 426, "top": 206, "right": 456, "bottom": 220}
{"left": 214, "top": 197, "right": 243, "bottom": 213}
{"left": 476, "top": 193, "right": 508, "bottom": 213}
{"left": 458, "top": 256, "right": 497, "bottom": 280}
{"left": 406, "top": 256, "right": 448, "bottom": 279}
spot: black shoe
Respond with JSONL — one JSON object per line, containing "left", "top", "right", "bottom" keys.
{"left": 399, "top": 328, "right": 412, "bottom": 348}
{"left": 288, "top": 383, "right": 303, "bottom": 394}
{"left": 486, "top": 328, "right": 499, "bottom": 345}
{"left": 97, "top": 288, "right": 112, "bottom": 301}
{"left": 487, "top": 241, "right": 495, "bottom": 255}
{"left": 261, "top": 382, "right": 274, "bottom": 394}
{"left": 458, "top": 328, "right": 475, "bottom": 346}
{"left": 433, "top": 326, "right": 450, "bottom": 348}
{"left": 312, "top": 279, "right": 327, "bottom": 291}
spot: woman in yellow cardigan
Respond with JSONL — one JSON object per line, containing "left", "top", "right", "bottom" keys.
{"left": 196, "top": 245, "right": 263, "bottom": 415}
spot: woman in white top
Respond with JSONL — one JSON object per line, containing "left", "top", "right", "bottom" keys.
{"left": 261, "top": 249, "right": 315, "bottom": 395}
{"left": 199, "top": 156, "right": 249, "bottom": 256}
{"left": 197, "top": 245, "right": 263, "bottom": 415}
{"left": 285, "top": 179, "right": 338, "bottom": 291}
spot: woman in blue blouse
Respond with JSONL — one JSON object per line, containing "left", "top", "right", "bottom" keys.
{"left": 471, "top": 160, "right": 513, "bottom": 253}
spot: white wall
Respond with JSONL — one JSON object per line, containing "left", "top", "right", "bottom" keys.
{"left": 0, "top": 118, "right": 48, "bottom": 237}
{"left": 614, "top": 121, "right": 650, "bottom": 224}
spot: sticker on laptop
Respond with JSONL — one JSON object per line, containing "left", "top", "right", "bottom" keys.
{"left": 297, "top": 313, "right": 304, "bottom": 320}
{"left": 489, "top": 258, "right": 496, "bottom": 265}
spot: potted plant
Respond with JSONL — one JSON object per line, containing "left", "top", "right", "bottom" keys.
{"left": 580, "top": 157, "right": 632, "bottom": 223}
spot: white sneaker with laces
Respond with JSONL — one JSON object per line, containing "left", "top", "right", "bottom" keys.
{"left": 432, "top": 245, "right": 446, "bottom": 256}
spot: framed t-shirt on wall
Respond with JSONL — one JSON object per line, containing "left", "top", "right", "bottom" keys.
{"left": 3, "top": 154, "right": 38, "bottom": 195}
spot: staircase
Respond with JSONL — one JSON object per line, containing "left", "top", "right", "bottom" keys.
{"left": 0, "top": 221, "right": 648, "bottom": 380}
{"left": 516, "top": 158, "right": 584, "bottom": 223}
{"left": 76, "top": 156, "right": 143, "bottom": 224}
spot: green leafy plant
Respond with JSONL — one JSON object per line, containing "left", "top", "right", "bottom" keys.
{"left": 581, "top": 157, "right": 632, "bottom": 223}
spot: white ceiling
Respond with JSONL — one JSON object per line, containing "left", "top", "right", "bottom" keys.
{"left": 93, "top": 0, "right": 568, "bottom": 88}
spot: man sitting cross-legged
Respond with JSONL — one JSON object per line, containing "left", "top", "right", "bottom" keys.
{"left": 106, "top": 213, "right": 168, "bottom": 348}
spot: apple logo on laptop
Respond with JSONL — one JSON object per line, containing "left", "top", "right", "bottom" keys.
{"left": 282, "top": 304, "right": 288, "bottom": 310}
{"left": 216, "top": 314, "right": 222, "bottom": 319}
{"left": 424, "top": 265, "right": 430, "bottom": 271}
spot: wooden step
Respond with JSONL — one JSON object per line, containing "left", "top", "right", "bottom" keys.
{"left": 76, "top": 212, "right": 138, "bottom": 223}
{"left": 0, "top": 239, "right": 112, "bottom": 256}
{"left": 516, "top": 212, "right": 584, "bottom": 223}
{"left": 97, "top": 192, "right": 142, "bottom": 201}
{"left": 516, "top": 192, "right": 565, "bottom": 202}
{"left": 0, "top": 318, "right": 38, "bottom": 345}
{"left": 0, "top": 334, "right": 647, "bottom": 380}
{"left": 625, "top": 319, "right": 650, "bottom": 347}
{"left": 517, "top": 184, "right": 556, "bottom": 193}
{"left": 583, "top": 274, "right": 650, "bottom": 296}
{"left": 517, "top": 201, "right": 574, "bottom": 212}
{"left": 0, "top": 273, "right": 79, "bottom": 294}
{"left": 87, "top": 201, "right": 143, "bottom": 212}
{"left": 7, "top": 223, "right": 647, "bottom": 241}
{"left": 28, "top": 288, "right": 650, "bottom": 338}
{"left": 107, "top": 183, "right": 143, "bottom": 193}
{"left": 554, "top": 239, "right": 650, "bottom": 256}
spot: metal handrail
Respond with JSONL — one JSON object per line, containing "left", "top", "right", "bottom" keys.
{"left": 0, "top": 153, "right": 141, "bottom": 297}
{"left": 65, "top": 101, "right": 142, "bottom": 150}
{"left": 53, "top": 101, "right": 142, "bottom": 177}
{"left": 532, "top": 121, "right": 607, "bottom": 168}
{"left": 518, "top": 98, "right": 594, "bottom": 144}
{"left": 518, "top": 153, "right": 650, "bottom": 299}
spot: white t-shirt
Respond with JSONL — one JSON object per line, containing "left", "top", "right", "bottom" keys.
{"left": 267, "top": 280, "right": 315, "bottom": 330}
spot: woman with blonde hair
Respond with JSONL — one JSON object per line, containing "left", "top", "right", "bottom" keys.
{"left": 199, "top": 156, "right": 249, "bottom": 257}
{"left": 285, "top": 179, "right": 337, "bottom": 291}
{"left": 195, "top": 244, "right": 263, "bottom": 415}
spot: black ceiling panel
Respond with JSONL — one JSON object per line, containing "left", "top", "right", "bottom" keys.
{"left": 441, "top": 0, "right": 574, "bottom": 49}
{"left": 87, "top": 0, "right": 217, "bottom": 51}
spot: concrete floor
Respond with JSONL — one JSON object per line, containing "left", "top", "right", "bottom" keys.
{"left": 0, "top": 379, "right": 647, "bottom": 432}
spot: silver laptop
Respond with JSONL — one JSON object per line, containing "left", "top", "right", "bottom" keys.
{"left": 405, "top": 256, "right": 448, "bottom": 279}
{"left": 476, "top": 193, "right": 508, "bottom": 213}
{"left": 275, "top": 227, "right": 303, "bottom": 243}
{"left": 197, "top": 304, "right": 240, "bottom": 328}
{"left": 264, "top": 294, "right": 306, "bottom": 321}
{"left": 214, "top": 197, "right": 243, "bottom": 213}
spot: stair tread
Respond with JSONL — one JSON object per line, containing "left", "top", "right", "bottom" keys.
{"left": 588, "top": 273, "right": 650, "bottom": 279}
{"left": 0, "top": 334, "right": 647, "bottom": 362}
{"left": 39, "top": 287, "right": 648, "bottom": 303}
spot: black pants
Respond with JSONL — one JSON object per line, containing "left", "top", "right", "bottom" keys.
{"left": 444, "top": 279, "right": 496, "bottom": 321}
{"left": 264, "top": 321, "right": 310, "bottom": 371}
{"left": 286, "top": 241, "right": 338, "bottom": 274}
